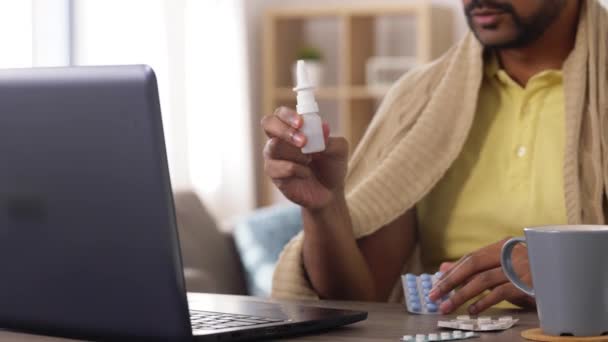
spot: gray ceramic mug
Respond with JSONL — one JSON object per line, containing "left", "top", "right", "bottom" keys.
{"left": 501, "top": 225, "right": 608, "bottom": 337}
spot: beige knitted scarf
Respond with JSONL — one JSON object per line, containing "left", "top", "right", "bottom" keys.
{"left": 272, "top": 1, "right": 608, "bottom": 301}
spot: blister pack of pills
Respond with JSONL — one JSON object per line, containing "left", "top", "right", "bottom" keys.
{"left": 402, "top": 273, "right": 453, "bottom": 314}
{"left": 437, "top": 315, "right": 518, "bottom": 331}
{"left": 401, "top": 330, "right": 478, "bottom": 341}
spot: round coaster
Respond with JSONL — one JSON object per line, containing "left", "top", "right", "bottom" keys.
{"left": 522, "top": 328, "right": 608, "bottom": 342}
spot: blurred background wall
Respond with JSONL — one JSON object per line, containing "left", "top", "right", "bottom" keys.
{"left": 0, "top": 0, "right": 469, "bottom": 226}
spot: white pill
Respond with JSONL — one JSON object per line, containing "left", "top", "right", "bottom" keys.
{"left": 499, "top": 316, "right": 513, "bottom": 322}
{"left": 416, "top": 334, "right": 427, "bottom": 342}
{"left": 480, "top": 323, "right": 499, "bottom": 330}
{"left": 459, "top": 323, "right": 474, "bottom": 330}
{"left": 453, "top": 330, "right": 463, "bottom": 338}
{"left": 456, "top": 315, "right": 470, "bottom": 321}
{"left": 428, "top": 333, "right": 439, "bottom": 341}
{"left": 464, "top": 331, "right": 475, "bottom": 338}
{"left": 440, "top": 332, "right": 452, "bottom": 340}
{"left": 447, "top": 322, "right": 459, "bottom": 329}
{"left": 402, "top": 335, "right": 413, "bottom": 341}
{"left": 477, "top": 316, "right": 492, "bottom": 323}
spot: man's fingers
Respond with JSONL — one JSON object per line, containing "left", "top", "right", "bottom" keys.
{"left": 430, "top": 238, "right": 509, "bottom": 301}
{"left": 264, "top": 137, "right": 312, "bottom": 165}
{"left": 439, "top": 262, "right": 455, "bottom": 273}
{"left": 439, "top": 268, "right": 506, "bottom": 314}
{"left": 323, "top": 122, "right": 330, "bottom": 141}
{"left": 467, "top": 283, "right": 521, "bottom": 315}
{"left": 261, "top": 113, "right": 306, "bottom": 147}
{"left": 264, "top": 159, "right": 311, "bottom": 180}
{"left": 275, "top": 106, "right": 302, "bottom": 129}
{"left": 429, "top": 254, "right": 494, "bottom": 301}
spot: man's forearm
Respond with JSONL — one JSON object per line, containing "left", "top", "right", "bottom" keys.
{"left": 301, "top": 194, "right": 377, "bottom": 301}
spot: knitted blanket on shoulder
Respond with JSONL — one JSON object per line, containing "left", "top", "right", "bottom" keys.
{"left": 272, "top": 1, "right": 608, "bottom": 301}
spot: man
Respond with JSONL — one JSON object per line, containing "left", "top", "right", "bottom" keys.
{"left": 261, "top": 0, "right": 607, "bottom": 314}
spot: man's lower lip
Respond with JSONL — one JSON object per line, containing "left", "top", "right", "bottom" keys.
{"left": 473, "top": 13, "right": 503, "bottom": 26}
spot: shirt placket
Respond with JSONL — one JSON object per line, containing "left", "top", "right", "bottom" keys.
{"left": 510, "top": 86, "right": 536, "bottom": 193}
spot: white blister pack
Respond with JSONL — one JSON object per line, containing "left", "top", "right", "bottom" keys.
{"left": 401, "top": 330, "right": 478, "bottom": 341}
{"left": 402, "top": 273, "right": 452, "bottom": 315}
{"left": 437, "top": 315, "right": 519, "bottom": 331}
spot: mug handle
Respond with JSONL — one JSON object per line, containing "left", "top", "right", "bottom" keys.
{"left": 500, "top": 237, "right": 535, "bottom": 297}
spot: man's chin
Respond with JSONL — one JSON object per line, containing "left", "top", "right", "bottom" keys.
{"left": 472, "top": 31, "right": 521, "bottom": 49}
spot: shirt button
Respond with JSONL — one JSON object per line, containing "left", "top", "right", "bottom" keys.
{"left": 516, "top": 146, "right": 527, "bottom": 157}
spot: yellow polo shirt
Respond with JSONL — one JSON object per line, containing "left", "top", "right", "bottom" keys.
{"left": 416, "top": 57, "right": 568, "bottom": 270}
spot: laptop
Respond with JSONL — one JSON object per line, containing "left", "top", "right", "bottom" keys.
{"left": 0, "top": 65, "right": 367, "bottom": 341}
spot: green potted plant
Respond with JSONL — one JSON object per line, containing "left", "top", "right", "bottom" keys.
{"left": 292, "top": 46, "right": 324, "bottom": 87}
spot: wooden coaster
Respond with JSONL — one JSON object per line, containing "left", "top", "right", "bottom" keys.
{"left": 522, "top": 328, "right": 608, "bottom": 341}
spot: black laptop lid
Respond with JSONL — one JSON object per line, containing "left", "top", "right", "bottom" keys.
{"left": 0, "top": 65, "right": 191, "bottom": 340}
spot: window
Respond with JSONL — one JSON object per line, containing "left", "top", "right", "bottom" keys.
{"left": 0, "top": 1, "right": 33, "bottom": 68}
{"left": 73, "top": 0, "right": 179, "bottom": 184}
{"left": 0, "top": 0, "right": 254, "bottom": 223}
{"left": 73, "top": 0, "right": 254, "bottom": 222}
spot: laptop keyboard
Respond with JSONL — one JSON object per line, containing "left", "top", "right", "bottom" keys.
{"left": 190, "top": 310, "right": 286, "bottom": 331}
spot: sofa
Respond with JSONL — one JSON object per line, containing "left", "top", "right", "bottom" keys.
{"left": 174, "top": 191, "right": 302, "bottom": 297}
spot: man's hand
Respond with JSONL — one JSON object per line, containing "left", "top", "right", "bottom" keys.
{"left": 428, "top": 238, "right": 536, "bottom": 314}
{"left": 261, "top": 107, "right": 349, "bottom": 209}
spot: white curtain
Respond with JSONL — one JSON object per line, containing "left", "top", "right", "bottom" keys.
{"left": 1, "top": 0, "right": 255, "bottom": 225}
{"left": 182, "top": 0, "right": 255, "bottom": 226}
{"left": 0, "top": 1, "right": 33, "bottom": 68}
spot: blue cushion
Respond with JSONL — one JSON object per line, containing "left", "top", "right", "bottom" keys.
{"left": 233, "top": 204, "right": 302, "bottom": 296}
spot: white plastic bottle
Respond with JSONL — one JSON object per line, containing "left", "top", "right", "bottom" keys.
{"left": 293, "top": 60, "right": 326, "bottom": 154}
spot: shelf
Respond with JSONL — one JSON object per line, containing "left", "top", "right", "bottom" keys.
{"left": 274, "top": 86, "right": 389, "bottom": 101}
{"left": 347, "top": 86, "right": 390, "bottom": 99}
{"left": 260, "top": 2, "right": 454, "bottom": 206}
{"left": 275, "top": 87, "right": 341, "bottom": 100}
{"left": 267, "top": 4, "right": 424, "bottom": 19}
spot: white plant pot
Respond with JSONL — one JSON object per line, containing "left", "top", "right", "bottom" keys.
{"left": 292, "top": 60, "right": 324, "bottom": 88}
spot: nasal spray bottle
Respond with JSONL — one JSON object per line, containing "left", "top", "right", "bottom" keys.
{"left": 294, "top": 60, "right": 326, "bottom": 154}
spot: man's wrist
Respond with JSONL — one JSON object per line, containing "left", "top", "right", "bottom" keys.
{"left": 302, "top": 189, "right": 349, "bottom": 231}
{"left": 306, "top": 188, "right": 346, "bottom": 214}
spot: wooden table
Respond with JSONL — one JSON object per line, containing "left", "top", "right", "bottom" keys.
{"left": 0, "top": 294, "right": 539, "bottom": 341}
{"left": 271, "top": 297, "right": 538, "bottom": 341}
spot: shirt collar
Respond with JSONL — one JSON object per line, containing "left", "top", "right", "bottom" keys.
{"left": 484, "top": 52, "right": 563, "bottom": 88}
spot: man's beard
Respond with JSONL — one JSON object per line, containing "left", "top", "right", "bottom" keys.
{"left": 465, "top": 0, "right": 567, "bottom": 49}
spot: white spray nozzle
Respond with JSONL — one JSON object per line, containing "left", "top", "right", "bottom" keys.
{"left": 293, "top": 60, "right": 319, "bottom": 114}
{"left": 294, "top": 60, "right": 314, "bottom": 91}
